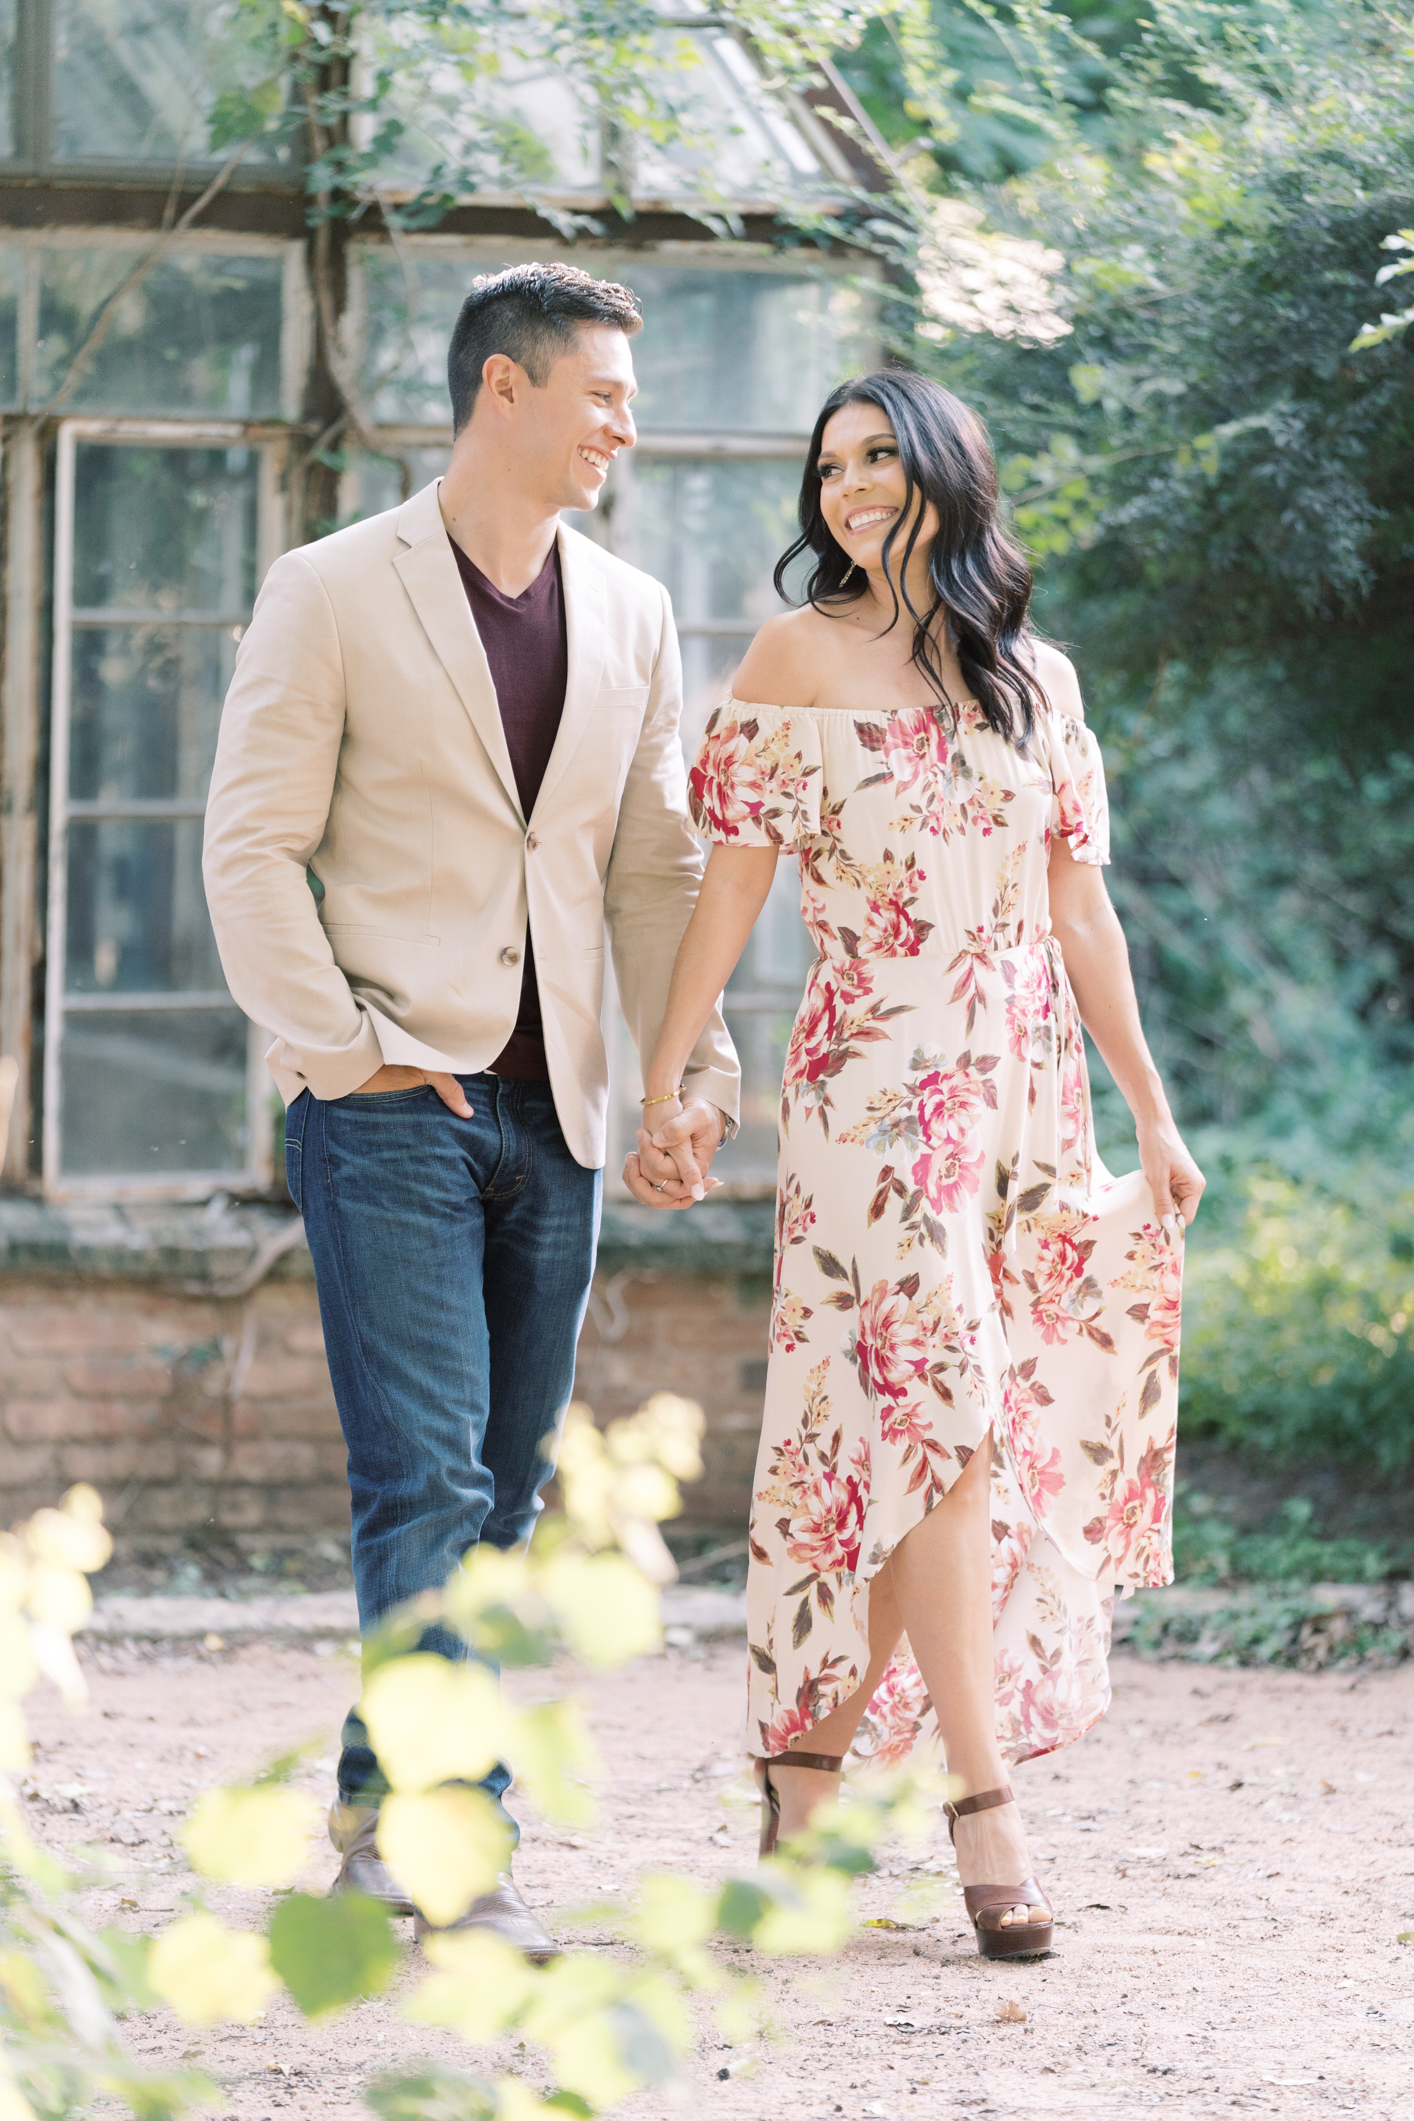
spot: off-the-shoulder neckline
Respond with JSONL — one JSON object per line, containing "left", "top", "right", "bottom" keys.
{"left": 723, "top": 692, "right": 984, "bottom": 716}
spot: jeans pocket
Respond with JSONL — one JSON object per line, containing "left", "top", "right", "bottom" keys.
{"left": 339, "top": 1087, "right": 434, "bottom": 1104}
{"left": 284, "top": 1090, "right": 309, "bottom": 1210}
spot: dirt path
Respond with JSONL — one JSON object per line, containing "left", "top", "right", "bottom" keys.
{"left": 25, "top": 1638, "right": 1414, "bottom": 2119}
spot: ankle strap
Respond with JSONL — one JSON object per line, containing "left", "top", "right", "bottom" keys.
{"left": 945, "top": 1784, "right": 1014, "bottom": 1821}
{"left": 760, "top": 1750, "right": 843, "bottom": 1774}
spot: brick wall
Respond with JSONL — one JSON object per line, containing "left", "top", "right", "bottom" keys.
{"left": 576, "top": 1268, "right": 771, "bottom": 1525}
{"left": 0, "top": 1261, "right": 770, "bottom": 1545}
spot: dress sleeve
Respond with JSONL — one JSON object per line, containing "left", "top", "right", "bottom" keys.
{"left": 687, "top": 698, "right": 823, "bottom": 850}
{"left": 1048, "top": 707, "right": 1110, "bottom": 866}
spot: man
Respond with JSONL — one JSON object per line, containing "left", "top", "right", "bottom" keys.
{"left": 203, "top": 263, "right": 739, "bottom": 1959}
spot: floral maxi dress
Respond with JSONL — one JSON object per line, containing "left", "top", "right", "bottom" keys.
{"left": 688, "top": 694, "right": 1182, "bottom": 1769}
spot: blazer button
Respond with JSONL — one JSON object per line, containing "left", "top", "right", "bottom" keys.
{"left": 499, "top": 946, "right": 521, "bottom": 967}
{"left": 525, "top": 831, "right": 539, "bottom": 851}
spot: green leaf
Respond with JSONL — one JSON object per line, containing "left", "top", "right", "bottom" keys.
{"left": 716, "top": 1876, "right": 770, "bottom": 1937}
{"left": 364, "top": 2068, "right": 499, "bottom": 2121}
{"left": 182, "top": 1785, "right": 319, "bottom": 1886}
{"left": 267, "top": 1892, "right": 399, "bottom": 2020}
{"left": 87, "top": 1924, "right": 158, "bottom": 2012}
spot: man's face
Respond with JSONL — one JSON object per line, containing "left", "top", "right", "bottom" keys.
{"left": 519, "top": 323, "right": 638, "bottom": 511}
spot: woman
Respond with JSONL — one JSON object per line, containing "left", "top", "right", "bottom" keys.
{"left": 633, "top": 369, "right": 1203, "bottom": 1959}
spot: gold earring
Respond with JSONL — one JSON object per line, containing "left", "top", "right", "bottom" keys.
{"left": 842, "top": 560, "right": 857, "bottom": 585}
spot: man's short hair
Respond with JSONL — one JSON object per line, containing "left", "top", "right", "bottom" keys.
{"left": 447, "top": 262, "right": 643, "bottom": 430}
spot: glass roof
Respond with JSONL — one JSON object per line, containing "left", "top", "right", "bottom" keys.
{"left": 366, "top": 15, "right": 849, "bottom": 209}
{"left": 5, "top": 1, "right": 849, "bottom": 204}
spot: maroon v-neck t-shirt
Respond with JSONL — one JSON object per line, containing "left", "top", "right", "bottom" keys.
{"left": 450, "top": 535, "right": 568, "bottom": 1081}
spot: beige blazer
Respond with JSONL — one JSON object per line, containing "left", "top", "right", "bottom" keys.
{"left": 202, "top": 480, "right": 739, "bottom": 1170}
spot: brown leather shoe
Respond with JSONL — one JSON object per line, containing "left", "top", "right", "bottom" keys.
{"left": 412, "top": 1872, "right": 559, "bottom": 1963}
{"left": 328, "top": 1802, "right": 415, "bottom": 1917}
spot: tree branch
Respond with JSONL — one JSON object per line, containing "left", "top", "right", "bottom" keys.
{"left": 39, "top": 141, "right": 254, "bottom": 418}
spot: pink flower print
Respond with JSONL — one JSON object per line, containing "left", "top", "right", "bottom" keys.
{"left": 915, "top": 1064, "right": 986, "bottom": 1147}
{"left": 783, "top": 973, "right": 843, "bottom": 1091}
{"left": 1054, "top": 770, "right": 1088, "bottom": 847}
{"left": 879, "top": 1399, "right": 932, "bottom": 1449}
{"left": 688, "top": 718, "right": 764, "bottom": 840}
{"left": 1004, "top": 950, "right": 1053, "bottom": 1062}
{"left": 785, "top": 1463, "right": 866, "bottom": 1575}
{"left": 990, "top": 1518, "right": 1034, "bottom": 1619}
{"left": 910, "top": 1136, "right": 985, "bottom": 1217}
{"left": 1146, "top": 1249, "right": 1183, "bottom": 1360}
{"left": 1059, "top": 1050, "right": 1087, "bottom": 1159}
{"left": 771, "top": 1290, "right": 812, "bottom": 1356}
{"left": 1034, "top": 1225, "right": 1089, "bottom": 1303}
{"left": 853, "top": 1280, "right": 933, "bottom": 1405}
{"left": 760, "top": 1699, "right": 819, "bottom": 1755}
{"left": 1094, "top": 1443, "right": 1169, "bottom": 1580}
{"left": 860, "top": 886, "right": 925, "bottom": 958}
{"left": 852, "top": 1645, "right": 932, "bottom": 1769}
{"left": 801, "top": 885, "right": 833, "bottom": 956}
{"left": 880, "top": 707, "right": 945, "bottom": 796}
{"left": 755, "top": 1436, "right": 810, "bottom": 1519}
{"left": 775, "top": 1177, "right": 816, "bottom": 1257}
{"left": 1006, "top": 1656, "right": 1093, "bottom": 1758}
{"left": 1018, "top": 1441, "right": 1066, "bottom": 1517}
{"left": 1001, "top": 1363, "right": 1065, "bottom": 1521}
{"left": 1027, "top": 1221, "right": 1100, "bottom": 1343}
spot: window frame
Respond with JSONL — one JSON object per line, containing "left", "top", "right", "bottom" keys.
{"left": 0, "top": 228, "right": 308, "bottom": 420}
{"left": 2, "top": 0, "right": 304, "bottom": 182}
{"left": 42, "top": 413, "right": 285, "bottom": 1200}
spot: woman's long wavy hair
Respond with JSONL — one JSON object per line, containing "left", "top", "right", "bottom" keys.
{"left": 774, "top": 368, "right": 1045, "bottom": 746}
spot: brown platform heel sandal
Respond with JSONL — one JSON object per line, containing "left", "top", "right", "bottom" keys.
{"left": 753, "top": 1751, "right": 844, "bottom": 1858}
{"left": 945, "top": 1785, "right": 1054, "bottom": 1959}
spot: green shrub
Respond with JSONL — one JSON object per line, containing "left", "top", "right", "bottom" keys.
{"left": 1177, "top": 1164, "right": 1414, "bottom": 1475}
{"left": 1173, "top": 1490, "right": 1393, "bottom": 1586}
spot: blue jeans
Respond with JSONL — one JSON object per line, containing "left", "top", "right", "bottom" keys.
{"left": 285, "top": 1075, "right": 601, "bottom": 1820}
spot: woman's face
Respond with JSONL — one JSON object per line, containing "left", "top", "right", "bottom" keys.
{"left": 816, "top": 400, "right": 938, "bottom": 577}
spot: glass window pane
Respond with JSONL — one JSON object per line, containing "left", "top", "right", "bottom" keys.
{"left": 72, "top": 442, "right": 258, "bottom": 612}
{"left": 359, "top": 26, "right": 829, "bottom": 210}
{"left": 723, "top": 1000, "right": 801, "bottom": 1177}
{"left": 342, "top": 447, "right": 447, "bottom": 524}
{"left": 358, "top": 252, "right": 866, "bottom": 435}
{"left": 621, "top": 456, "right": 802, "bottom": 631}
{"left": 361, "top": 251, "right": 474, "bottom": 427}
{"left": 70, "top": 623, "right": 232, "bottom": 802}
{"left": 0, "top": 0, "right": 14, "bottom": 160}
{"left": 627, "top": 267, "right": 865, "bottom": 434}
{"left": 0, "top": 243, "right": 20, "bottom": 404}
{"left": 65, "top": 818, "right": 225, "bottom": 994}
{"left": 58, "top": 1009, "right": 249, "bottom": 1176}
{"left": 678, "top": 633, "right": 748, "bottom": 753}
{"left": 52, "top": 0, "right": 295, "bottom": 168}
{"left": 37, "top": 252, "right": 283, "bottom": 417}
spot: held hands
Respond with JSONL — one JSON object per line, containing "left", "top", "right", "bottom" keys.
{"left": 622, "top": 1095, "right": 726, "bottom": 1209}
{"left": 1136, "top": 1114, "right": 1205, "bottom": 1233}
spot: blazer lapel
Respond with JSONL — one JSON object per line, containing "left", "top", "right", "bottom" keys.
{"left": 533, "top": 522, "right": 608, "bottom": 817}
{"left": 393, "top": 482, "right": 523, "bottom": 822}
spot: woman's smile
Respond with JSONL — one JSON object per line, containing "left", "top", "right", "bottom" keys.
{"left": 844, "top": 505, "right": 897, "bottom": 535}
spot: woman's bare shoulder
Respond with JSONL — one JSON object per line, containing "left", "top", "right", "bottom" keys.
{"left": 1029, "top": 637, "right": 1086, "bottom": 722}
{"left": 732, "top": 606, "right": 837, "bottom": 708}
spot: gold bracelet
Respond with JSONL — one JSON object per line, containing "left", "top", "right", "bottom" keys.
{"left": 640, "top": 1086, "right": 684, "bottom": 1108}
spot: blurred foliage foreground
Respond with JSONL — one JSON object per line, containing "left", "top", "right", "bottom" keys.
{"left": 0, "top": 1404, "right": 951, "bottom": 2121}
